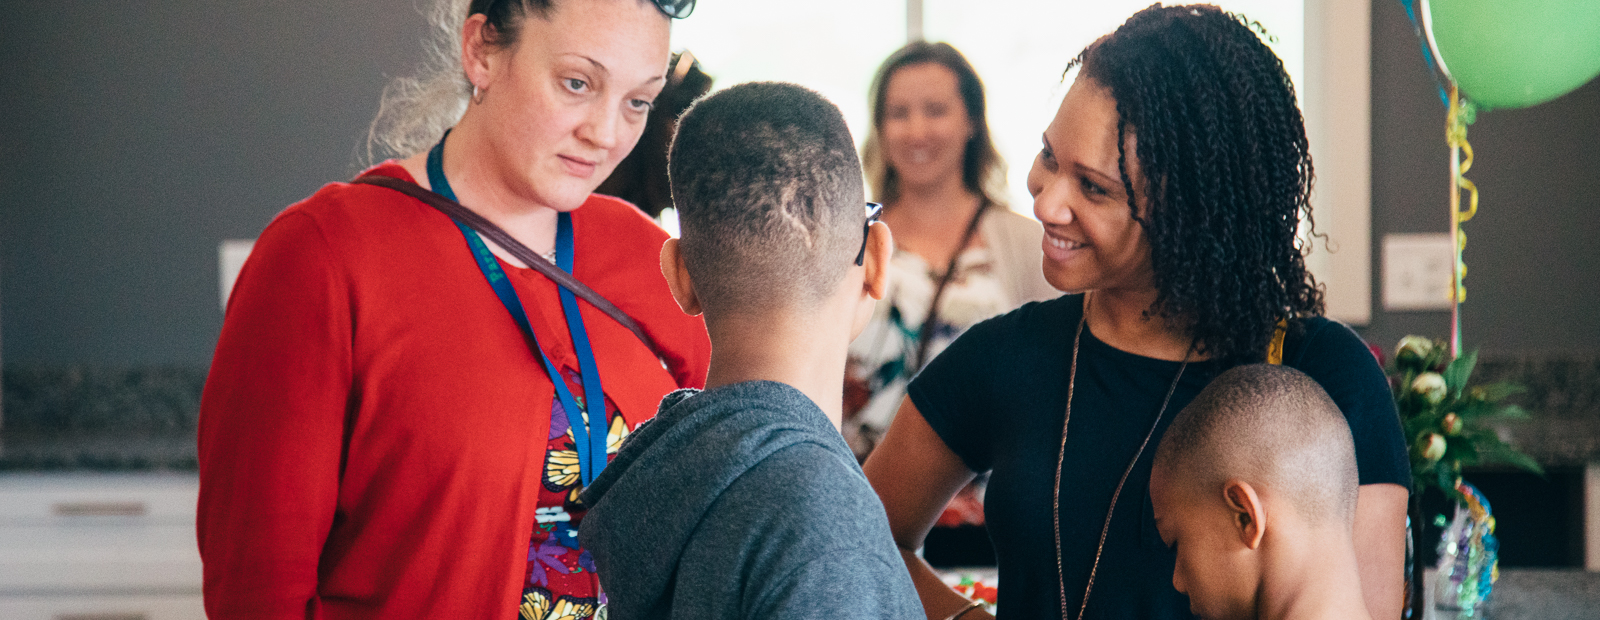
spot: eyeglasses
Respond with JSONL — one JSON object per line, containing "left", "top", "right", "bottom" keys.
{"left": 651, "top": 0, "right": 695, "bottom": 18}
{"left": 856, "top": 202, "right": 884, "bottom": 266}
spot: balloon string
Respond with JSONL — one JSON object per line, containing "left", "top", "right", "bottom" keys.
{"left": 1448, "top": 95, "right": 1480, "bottom": 224}
{"left": 1446, "top": 84, "right": 1478, "bottom": 313}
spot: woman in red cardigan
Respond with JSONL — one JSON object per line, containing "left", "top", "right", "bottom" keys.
{"left": 196, "top": 1, "right": 707, "bottom": 619}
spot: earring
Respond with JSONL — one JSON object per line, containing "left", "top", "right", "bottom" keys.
{"left": 472, "top": 84, "right": 485, "bottom": 105}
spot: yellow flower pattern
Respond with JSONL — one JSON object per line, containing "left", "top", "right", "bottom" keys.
{"left": 606, "top": 414, "right": 630, "bottom": 455}
{"left": 520, "top": 590, "right": 550, "bottom": 620}
{"left": 526, "top": 372, "right": 626, "bottom": 620}
{"left": 545, "top": 447, "right": 582, "bottom": 491}
{"left": 548, "top": 597, "right": 599, "bottom": 620}
{"left": 519, "top": 589, "right": 600, "bottom": 620}
{"left": 544, "top": 411, "right": 633, "bottom": 504}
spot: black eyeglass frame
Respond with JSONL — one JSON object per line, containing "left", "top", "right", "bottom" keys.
{"left": 855, "top": 202, "right": 884, "bottom": 267}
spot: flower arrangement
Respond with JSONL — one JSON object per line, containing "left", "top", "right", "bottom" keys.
{"left": 1388, "top": 336, "right": 1543, "bottom": 497}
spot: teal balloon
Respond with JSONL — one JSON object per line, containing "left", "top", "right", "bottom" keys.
{"left": 1426, "top": 0, "right": 1600, "bottom": 109}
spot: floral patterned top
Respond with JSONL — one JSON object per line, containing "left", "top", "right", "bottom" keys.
{"left": 519, "top": 367, "right": 631, "bottom": 620}
{"left": 843, "top": 244, "right": 1015, "bottom": 458}
{"left": 843, "top": 207, "right": 1056, "bottom": 459}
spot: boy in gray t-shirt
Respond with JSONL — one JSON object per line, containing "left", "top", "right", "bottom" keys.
{"left": 579, "top": 82, "right": 923, "bottom": 620}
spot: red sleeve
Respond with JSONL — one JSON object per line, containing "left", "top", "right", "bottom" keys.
{"left": 576, "top": 195, "right": 710, "bottom": 391}
{"left": 657, "top": 300, "right": 710, "bottom": 391}
{"left": 197, "top": 208, "right": 351, "bottom": 619}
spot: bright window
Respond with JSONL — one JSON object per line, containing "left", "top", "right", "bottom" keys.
{"left": 672, "top": 1, "right": 1304, "bottom": 210}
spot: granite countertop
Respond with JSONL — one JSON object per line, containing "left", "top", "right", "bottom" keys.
{"left": 1, "top": 365, "right": 203, "bottom": 470}
{"left": 1475, "top": 356, "right": 1600, "bottom": 467}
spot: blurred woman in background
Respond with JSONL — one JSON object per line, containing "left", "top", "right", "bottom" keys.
{"left": 846, "top": 42, "right": 1055, "bottom": 459}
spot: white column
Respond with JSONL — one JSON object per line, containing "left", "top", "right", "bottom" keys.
{"left": 1585, "top": 463, "right": 1600, "bottom": 571}
{"left": 1302, "top": 0, "right": 1374, "bottom": 326}
{"left": 906, "top": 0, "right": 923, "bottom": 42}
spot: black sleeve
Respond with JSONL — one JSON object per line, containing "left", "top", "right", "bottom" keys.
{"left": 905, "top": 312, "right": 1014, "bottom": 474}
{"left": 1289, "top": 319, "right": 1412, "bottom": 488}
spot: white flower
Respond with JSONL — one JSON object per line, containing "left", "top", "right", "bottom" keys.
{"left": 534, "top": 507, "right": 571, "bottom": 524}
{"left": 1396, "top": 335, "right": 1435, "bottom": 369}
{"left": 1412, "top": 372, "right": 1448, "bottom": 405}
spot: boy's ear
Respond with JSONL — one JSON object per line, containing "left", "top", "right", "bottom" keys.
{"left": 861, "top": 221, "right": 892, "bottom": 301}
{"left": 1222, "top": 480, "right": 1267, "bottom": 550}
{"left": 847, "top": 221, "right": 893, "bottom": 341}
{"left": 660, "top": 238, "right": 703, "bottom": 316}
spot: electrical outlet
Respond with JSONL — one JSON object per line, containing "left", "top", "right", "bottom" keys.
{"left": 1382, "top": 233, "right": 1455, "bottom": 311}
{"left": 219, "top": 239, "right": 255, "bottom": 310}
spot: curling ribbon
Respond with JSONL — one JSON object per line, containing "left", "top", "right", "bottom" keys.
{"left": 1447, "top": 84, "right": 1479, "bottom": 307}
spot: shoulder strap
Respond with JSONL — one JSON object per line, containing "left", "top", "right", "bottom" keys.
{"left": 351, "top": 173, "right": 661, "bottom": 357}
{"left": 912, "top": 199, "right": 991, "bottom": 370}
{"left": 1266, "top": 319, "right": 1289, "bottom": 365}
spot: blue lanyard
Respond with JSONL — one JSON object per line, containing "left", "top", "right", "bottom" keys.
{"left": 427, "top": 134, "right": 608, "bottom": 487}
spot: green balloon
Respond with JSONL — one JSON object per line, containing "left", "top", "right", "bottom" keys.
{"left": 1427, "top": 0, "right": 1600, "bottom": 109}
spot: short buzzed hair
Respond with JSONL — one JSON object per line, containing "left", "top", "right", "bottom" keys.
{"left": 668, "top": 82, "right": 865, "bottom": 316}
{"left": 1154, "top": 365, "right": 1359, "bottom": 525}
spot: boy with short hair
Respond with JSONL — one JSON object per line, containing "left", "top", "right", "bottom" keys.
{"left": 578, "top": 82, "right": 923, "bottom": 620}
{"left": 1150, "top": 364, "right": 1374, "bottom": 620}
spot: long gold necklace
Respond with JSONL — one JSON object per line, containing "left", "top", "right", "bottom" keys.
{"left": 1053, "top": 295, "right": 1193, "bottom": 619}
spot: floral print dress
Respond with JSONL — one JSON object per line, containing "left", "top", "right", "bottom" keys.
{"left": 843, "top": 244, "right": 1013, "bottom": 458}
{"left": 518, "top": 367, "right": 631, "bottom": 620}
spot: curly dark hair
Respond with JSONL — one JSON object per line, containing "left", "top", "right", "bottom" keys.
{"left": 1071, "top": 3, "right": 1324, "bottom": 365}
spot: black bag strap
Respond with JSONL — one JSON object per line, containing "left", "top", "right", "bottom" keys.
{"left": 352, "top": 174, "right": 662, "bottom": 358}
{"left": 912, "top": 199, "right": 990, "bottom": 369}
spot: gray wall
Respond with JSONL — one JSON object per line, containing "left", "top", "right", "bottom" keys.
{"left": 1, "top": 0, "right": 1597, "bottom": 367}
{"left": 1363, "top": 0, "right": 1600, "bottom": 357}
{"left": 0, "top": 0, "right": 427, "bottom": 365}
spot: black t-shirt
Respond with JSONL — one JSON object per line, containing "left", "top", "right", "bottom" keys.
{"left": 907, "top": 294, "right": 1409, "bottom": 620}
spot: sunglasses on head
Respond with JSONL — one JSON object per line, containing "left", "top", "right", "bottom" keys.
{"left": 651, "top": 0, "right": 694, "bottom": 18}
{"left": 477, "top": 0, "right": 694, "bottom": 20}
{"left": 856, "top": 203, "right": 884, "bottom": 267}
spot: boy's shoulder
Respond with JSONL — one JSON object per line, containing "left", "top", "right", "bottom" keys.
{"left": 697, "top": 436, "right": 921, "bottom": 618}
{"left": 720, "top": 437, "right": 874, "bottom": 526}
{"left": 584, "top": 380, "right": 921, "bottom": 620}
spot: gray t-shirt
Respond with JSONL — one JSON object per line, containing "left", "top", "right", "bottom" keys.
{"left": 580, "top": 380, "right": 924, "bottom": 620}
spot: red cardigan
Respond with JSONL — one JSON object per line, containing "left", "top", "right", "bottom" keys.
{"left": 197, "top": 163, "right": 710, "bottom": 620}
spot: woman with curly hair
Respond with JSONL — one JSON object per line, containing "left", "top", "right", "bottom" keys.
{"left": 863, "top": 5, "right": 1409, "bottom": 620}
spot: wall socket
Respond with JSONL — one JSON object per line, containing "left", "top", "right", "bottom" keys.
{"left": 218, "top": 239, "right": 255, "bottom": 310}
{"left": 1382, "top": 233, "right": 1455, "bottom": 311}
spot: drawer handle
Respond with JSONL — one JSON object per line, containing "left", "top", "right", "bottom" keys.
{"left": 51, "top": 501, "right": 148, "bottom": 517}
{"left": 55, "top": 615, "right": 148, "bottom": 620}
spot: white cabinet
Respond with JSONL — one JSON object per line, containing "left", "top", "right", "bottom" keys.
{"left": 0, "top": 473, "right": 203, "bottom": 620}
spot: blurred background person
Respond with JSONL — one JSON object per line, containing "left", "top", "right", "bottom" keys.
{"left": 846, "top": 41, "right": 1055, "bottom": 459}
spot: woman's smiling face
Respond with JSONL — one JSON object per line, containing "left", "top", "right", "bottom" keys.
{"left": 879, "top": 62, "right": 974, "bottom": 191}
{"left": 1028, "top": 76, "right": 1154, "bottom": 295}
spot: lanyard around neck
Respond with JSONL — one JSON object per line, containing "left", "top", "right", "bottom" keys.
{"left": 427, "top": 132, "right": 609, "bottom": 488}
